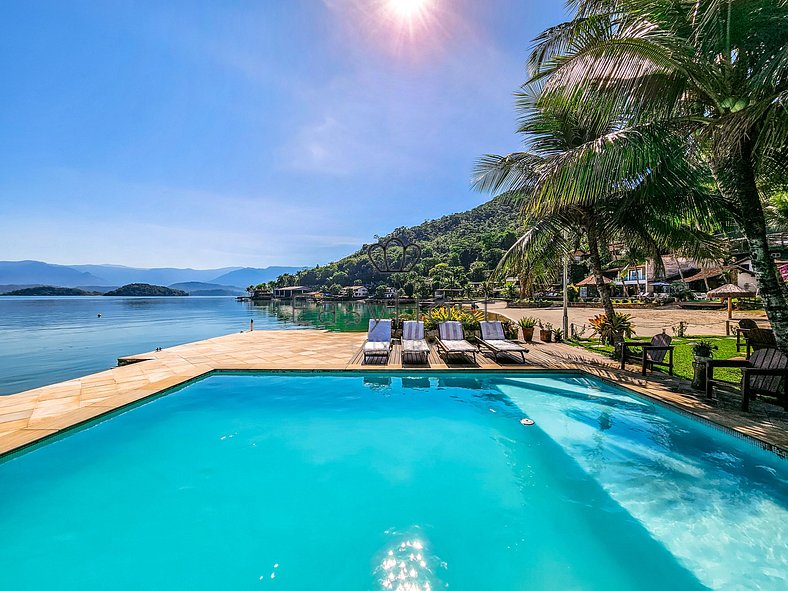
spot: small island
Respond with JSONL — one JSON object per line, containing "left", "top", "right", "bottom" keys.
{"left": 103, "top": 283, "right": 188, "bottom": 297}
{"left": 3, "top": 286, "right": 101, "bottom": 296}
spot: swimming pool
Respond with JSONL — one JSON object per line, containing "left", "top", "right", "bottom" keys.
{"left": 0, "top": 372, "right": 785, "bottom": 590}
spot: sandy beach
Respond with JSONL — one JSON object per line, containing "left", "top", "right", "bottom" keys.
{"left": 487, "top": 301, "right": 768, "bottom": 338}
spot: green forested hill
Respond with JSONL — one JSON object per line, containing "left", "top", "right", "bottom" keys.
{"left": 103, "top": 283, "right": 188, "bottom": 296}
{"left": 3, "top": 286, "right": 100, "bottom": 296}
{"left": 275, "top": 197, "right": 521, "bottom": 296}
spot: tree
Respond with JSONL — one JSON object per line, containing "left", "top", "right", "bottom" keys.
{"left": 329, "top": 271, "right": 350, "bottom": 287}
{"left": 429, "top": 263, "right": 467, "bottom": 289}
{"left": 502, "top": 282, "right": 519, "bottom": 301}
{"left": 475, "top": 98, "right": 725, "bottom": 341}
{"left": 468, "top": 260, "right": 488, "bottom": 282}
{"left": 528, "top": 0, "right": 788, "bottom": 347}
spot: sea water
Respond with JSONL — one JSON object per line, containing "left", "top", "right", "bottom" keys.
{"left": 0, "top": 297, "right": 404, "bottom": 394}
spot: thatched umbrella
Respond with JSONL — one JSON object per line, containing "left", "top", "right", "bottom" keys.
{"left": 707, "top": 283, "right": 756, "bottom": 318}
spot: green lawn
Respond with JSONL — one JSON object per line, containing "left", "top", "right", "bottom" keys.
{"left": 570, "top": 336, "right": 744, "bottom": 383}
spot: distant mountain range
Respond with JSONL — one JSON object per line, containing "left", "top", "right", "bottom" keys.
{"left": 0, "top": 261, "right": 303, "bottom": 291}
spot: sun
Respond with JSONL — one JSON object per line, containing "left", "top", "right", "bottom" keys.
{"left": 386, "top": 0, "right": 430, "bottom": 20}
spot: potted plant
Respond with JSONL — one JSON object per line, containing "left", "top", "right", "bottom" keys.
{"left": 518, "top": 317, "right": 537, "bottom": 342}
{"left": 539, "top": 321, "right": 553, "bottom": 343}
{"left": 553, "top": 328, "right": 564, "bottom": 343}
{"left": 501, "top": 319, "right": 519, "bottom": 340}
{"left": 691, "top": 339, "right": 717, "bottom": 390}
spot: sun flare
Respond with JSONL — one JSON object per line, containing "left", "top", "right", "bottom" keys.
{"left": 386, "top": 0, "right": 430, "bottom": 20}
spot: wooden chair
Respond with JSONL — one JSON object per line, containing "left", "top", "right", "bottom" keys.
{"left": 620, "top": 332, "right": 674, "bottom": 376}
{"left": 745, "top": 328, "right": 776, "bottom": 359}
{"left": 706, "top": 348, "right": 788, "bottom": 411}
{"left": 735, "top": 319, "right": 758, "bottom": 354}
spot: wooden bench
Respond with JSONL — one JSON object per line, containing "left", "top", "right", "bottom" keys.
{"left": 706, "top": 348, "right": 788, "bottom": 411}
{"left": 620, "top": 333, "right": 674, "bottom": 376}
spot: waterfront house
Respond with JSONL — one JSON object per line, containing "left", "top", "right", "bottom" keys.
{"left": 273, "top": 286, "right": 312, "bottom": 299}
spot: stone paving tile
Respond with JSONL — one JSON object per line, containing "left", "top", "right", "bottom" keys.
{"left": 1, "top": 329, "right": 786, "bottom": 457}
{"left": 0, "top": 428, "right": 59, "bottom": 454}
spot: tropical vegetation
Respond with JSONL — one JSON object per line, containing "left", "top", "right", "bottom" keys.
{"left": 517, "top": 0, "right": 788, "bottom": 347}
{"left": 474, "top": 89, "right": 727, "bottom": 338}
{"left": 477, "top": 0, "right": 788, "bottom": 349}
{"left": 267, "top": 196, "right": 522, "bottom": 297}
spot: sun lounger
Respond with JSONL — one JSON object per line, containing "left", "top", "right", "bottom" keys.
{"left": 478, "top": 321, "right": 528, "bottom": 363}
{"left": 363, "top": 319, "right": 392, "bottom": 364}
{"left": 402, "top": 320, "right": 430, "bottom": 364}
{"left": 436, "top": 321, "right": 478, "bottom": 363}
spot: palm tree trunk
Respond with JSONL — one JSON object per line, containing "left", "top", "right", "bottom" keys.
{"left": 584, "top": 212, "right": 624, "bottom": 355}
{"left": 713, "top": 144, "right": 788, "bottom": 352}
{"left": 518, "top": 273, "right": 527, "bottom": 299}
{"left": 585, "top": 215, "right": 615, "bottom": 318}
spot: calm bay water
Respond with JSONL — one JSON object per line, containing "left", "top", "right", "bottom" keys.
{"left": 0, "top": 297, "right": 405, "bottom": 395}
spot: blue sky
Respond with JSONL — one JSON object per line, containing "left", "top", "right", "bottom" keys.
{"left": 0, "top": 0, "right": 566, "bottom": 268}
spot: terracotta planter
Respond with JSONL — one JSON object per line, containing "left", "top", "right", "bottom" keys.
{"left": 540, "top": 329, "right": 553, "bottom": 343}
{"left": 521, "top": 327, "right": 535, "bottom": 342}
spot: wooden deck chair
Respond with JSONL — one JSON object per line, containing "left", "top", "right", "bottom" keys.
{"left": 706, "top": 348, "right": 788, "bottom": 411}
{"left": 436, "top": 321, "right": 478, "bottom": 363}
{"left": 745, "top": 328, "right": 776, "bottom": 359}
{"left": 620, "top": 332, "right": 675, "bottom": 376}
{"left": 401, "top": 320, "right": 430, "bottom": 364}
{"left": 363, "top": 319, "right": 392, "bottom": 364}
{"left": 478, "top": 321, "right": 528, "bottom": 363}
{"left": 736, "top": 318, "right": 758, "bottom": 354}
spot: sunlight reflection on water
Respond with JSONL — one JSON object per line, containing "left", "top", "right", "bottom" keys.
{"left": 375, "top": 534, "right": 447, "bottom": 590}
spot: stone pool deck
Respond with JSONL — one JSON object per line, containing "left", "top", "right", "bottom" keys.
{"left": 1, "top": 330, "right": 786, "bottom": 457}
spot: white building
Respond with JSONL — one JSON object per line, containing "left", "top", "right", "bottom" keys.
{"left": 342, "top": 286, "right": 369, "bottom": 299}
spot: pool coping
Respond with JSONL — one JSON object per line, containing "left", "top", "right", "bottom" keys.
{"left": 1, "top": 330, "right": 786, "bottom": 460}
{"left": 2, "top": 366, "right": 786, "bottom": 463}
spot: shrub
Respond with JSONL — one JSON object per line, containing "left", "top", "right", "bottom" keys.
{"left": 692, "top": 339, "right": 718, "bottom": 358}
{"left": 589, "top": 313, "right": 636, "bottom": 344}
{"left": 518, "top": 316, "right": 538, "bottom": 329}
{"left": 500, "top": 319, "right": 519, "bottom": 340}
{"left": 422, "top": 306, "right": 484, "bottom": 333}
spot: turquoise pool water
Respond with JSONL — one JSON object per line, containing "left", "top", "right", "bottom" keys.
{"left": 0, "top": 373, "right": 785, "bottom": 590}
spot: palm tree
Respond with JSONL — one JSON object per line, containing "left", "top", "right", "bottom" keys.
{"left": 474, "top": 97, "right": 725, "bottom": 345}
{"left": 528, "top": 0, "right": 788, "bottom": 347}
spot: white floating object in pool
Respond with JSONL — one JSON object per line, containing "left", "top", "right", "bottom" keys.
{"left": 520, "top": 418, "right": 534, "bottom": 426}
